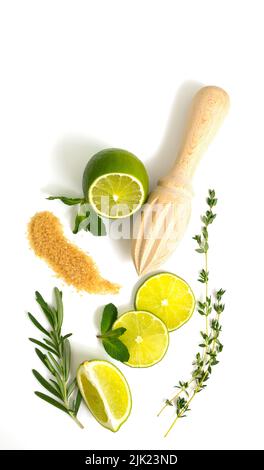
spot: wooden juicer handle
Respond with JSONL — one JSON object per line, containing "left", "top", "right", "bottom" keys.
{"left": 162, "top": 86, "right": 230, "bottom": 189}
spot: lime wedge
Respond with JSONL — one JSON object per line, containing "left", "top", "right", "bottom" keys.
{"left": 113, "top": 310, "right": 169, "bottom": 368}
{"left": 77, "top": 360, "right": 132, "bottom": 432}
{"left": 82, "top": 148, "right": 149, "bottom": 219}
{"left": 135, "top": 273, "right": 195, "bottom": 332}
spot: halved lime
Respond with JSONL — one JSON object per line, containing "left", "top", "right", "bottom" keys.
{"left": 77, "top": 360, "right": 132, "bottom": 432}
{"left": 113, "top": 310, "right": 169, "bottom": 368}
{"left": 82, "top": 148, "right": 149, "bottom": 218}
{"left": 135, "top": 273, "right": 195, "bottom": 332}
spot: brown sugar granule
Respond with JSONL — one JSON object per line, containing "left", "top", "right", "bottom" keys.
{"left": 28, "top": 211, "right": 120, "bottom": 294}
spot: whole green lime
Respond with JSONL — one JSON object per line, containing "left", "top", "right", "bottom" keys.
{"left": 82, "top": 148, "right": 149, "bottom": 219}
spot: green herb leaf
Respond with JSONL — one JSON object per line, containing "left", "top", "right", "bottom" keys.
{"left": 35, "top": 348, "right": 55, "bottom": 375}
{"left": 47, "top": 196, "right": 85, "bottom": 206}
{"left": 63, "top": 339, "right": 71, "bottom": 381}
{"left": 73, "top": 207, "right": 107, "bottom": 236}
{"left": 43, "top": 338, "right": 59, "bottom": 353}
{"left": 74, "top": 389, "right": 82, "bottom": 415}
{"left": 48, "top": 352, "right": 63, "bottom": 375}
{"left": 35, "top": 291, "right": 55, "bottom": 328}
{"left": 29, "top": 338, "right": 58, "bottom": 356}
{"left": 62, "top": 333, "right": 73, "bottom": 341}
{"left": 102, "top": 337, "right": 130, "bottom": 362}
{"left": 99, "top": 327, "right": 126, "bottom": 339}
{"left": 165, "top": 399, "right": 173, "bottom": 406}
{"left": 100, "top": 303, "right": 118, "bottom": 334}
{"left": 49, "top": 379, "right": 62, "bottom": 395}
{"left": 54, "top": 288, "right": 63, "bottom": 332}
{"left": 86, "top": 208, "right": 107, "bottom": 236}
{"left": 67, "top": 379, "right": 77, "bottom": 398}
{"left": 34, "top": 391, "right": 68, "bottom": 413}
{"left": 73, "top": 213, "right": 89, "bottom": 234}
{"left": 28, "top": 313, "right": 50, "bottom": 336}
{"left": 54, "top": 372, "right": 66, "bottom": 399}
{"left": 32, "top": 369, "right": 61, "bottom": 399}
{"left": 48, "top": 196, "right": 106, "bottom": 236}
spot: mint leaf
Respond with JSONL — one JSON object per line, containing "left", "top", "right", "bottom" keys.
{"left": 85, "top": 208, "right": 106, "bottom": 236}
{"left": 73, "top": 213, "right": 88, "bottom": 234}
{"left": 100, "top": 327, "right": 126, "bottom": 339}
{"left": 73, "top": 208, "right": 106, "bottom": 236}
{"left": 102, "top": 337, "right": 130, "bottom": 362}
{"left": 47, "top": 197, "right": 106, "bottom": 236}
{"left": 47, "top": 196, "right": 85, "bottom": 206}
{"left": 101, "top": 304, "right": 118, "bottom": 334}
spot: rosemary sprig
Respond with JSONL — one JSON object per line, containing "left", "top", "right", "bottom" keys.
{"left": 158, "top": 189, "right": 225, "bottom": 437}
{"left": 28, "top": 287, "right": 84, "bottom": 428}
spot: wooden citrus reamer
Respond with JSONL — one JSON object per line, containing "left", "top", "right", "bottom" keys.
{"left": 132, "top": 86, "right": 230, "bottom": 275}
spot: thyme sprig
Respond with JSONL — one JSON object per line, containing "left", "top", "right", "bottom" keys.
{"left": 158, "top": 190, "right": 225, "bottom": 437}
{"left": 28, "top": 287, "right": 84, "bottom": 428}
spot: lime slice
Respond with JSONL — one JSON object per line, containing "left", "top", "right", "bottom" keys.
{"left": 89, "top": 173, "right": 144, "bottom": 218}
{"left": 113, "top": 310, "right": 169, "bottom": 368}
{"left": 82, "top": 148, "right": 149, "bottom": 219}
{"left": 135, "top": 273, "right": 195, "bottom": 332}
{"left": 77, "top": 360, "right": 132, "bottom": 432}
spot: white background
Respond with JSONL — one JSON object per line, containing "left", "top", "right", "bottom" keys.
{"left": 0, "top": 0, "right": 263, "bottom": 450}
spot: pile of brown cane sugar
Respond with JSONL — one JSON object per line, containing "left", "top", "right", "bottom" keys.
{"left": 28, "top": 211, "right": 120, "bottom": 294}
